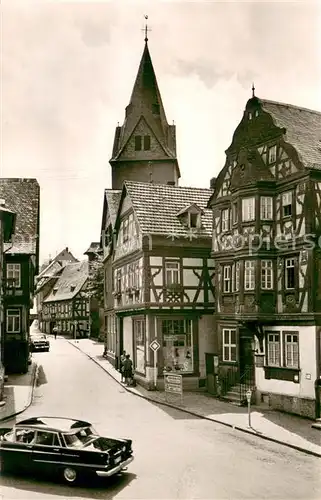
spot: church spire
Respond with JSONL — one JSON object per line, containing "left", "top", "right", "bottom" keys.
{"left": 110, "top": 23, "right": 180, "bottom": 189}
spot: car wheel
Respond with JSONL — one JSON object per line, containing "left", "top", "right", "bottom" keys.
{"left": 62, "top": 466, "right": 78, "bottom": 484}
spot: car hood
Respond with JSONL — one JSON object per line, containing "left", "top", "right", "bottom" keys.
{"left": 83, "top": 436, "right": 127, "bottom": 452}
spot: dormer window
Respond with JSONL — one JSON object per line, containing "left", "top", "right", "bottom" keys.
{"left": 53, "top": 288, "right": 58, "bottom": 296}
{"left": 123, "top": 218, "right": 129, "bottom": 242}
{"left": 176, "top": 204, "right": 203, "bottom": 229}
{"left": 268, "top": 145, "right": 277, "bottom": 164}
{"left": 248, "top": 112, "right": 252, "bottom": 120}
{"left": 70, "top": 285, "right": 76, "bottom": 292}
{"left": 189, "top": 213, "right": 199, "bottom": 228}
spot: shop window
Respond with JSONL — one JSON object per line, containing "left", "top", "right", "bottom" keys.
{"left": 222, "top": 329, "right": 236, "bottom": 362}
{"left": 165, "top": 260, "right": 180, "bottom": 286}
{"left": 6, "top": 309, "right": 21, "bottom": 333}
{"left": 6, "top": 263, "right": 21, "bottom": 288}
{"left": 162, "top": 319, "right": 193, "bottom": 373}
{"left": 284, "top": 332, "right": 299, "bottom": 368}
{"left": 267, "top": 332, "right": 280, "bottom": 366}
{"left": 133, "top": 318, "right": 145, "bottom": 374}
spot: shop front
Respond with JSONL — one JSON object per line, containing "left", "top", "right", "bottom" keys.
{"left": 161, "top": 318, "right": 194, "bottom": 374}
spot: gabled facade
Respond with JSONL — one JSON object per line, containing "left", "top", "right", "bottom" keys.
{"left": 0, "top": 178, "right": 40, "bottom": 374}
{"left": 208, "top": 96, "right": 321, "bottom": 418}
{"left": 41, "top": 261, "right": 89, "bottom": 337}
{"left": 103, "top": 181, "right": 215, "bottom": 390}
{"left": 36, "top": 247, "right": 78, "bottom": 331}
{"left": 84, "top": 242, "right": 104, "bottom": 339}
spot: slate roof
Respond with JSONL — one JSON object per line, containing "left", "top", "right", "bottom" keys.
{"left": 37, "top": 248, "right": 78, "bottom": 281}
{"left": 0, "top": 178, "right": 40, "bottom": 254}
{"left": 123, "top": 181, "right": 213, "bottom": 238}
{"left": 44, "top": 260, "right": 89, "bottom": 303}
{"left": 259, "top": 99, "right": 321, "bottom": 170}
{"left": 105, "top": 189, "right": 122, "bottom": 227}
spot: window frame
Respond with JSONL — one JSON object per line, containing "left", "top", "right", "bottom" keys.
{"left": 6, "top": 263, "right": 21, "bottom": 288}
{"left": 232, "top": 202, "right": 238, "bottom": 225}
{"left": 261, "top": 260, "right": 273, "bottom": 290}
{"left": 6, "top": 308, "right": 21, "bottom": 333}
{"left": 268, "top": 145, "right": 277, "bottom": 164}
{"left": 242, "top": 197, "right": 255, "bottom": 222}
{"left": 244, "top": 260, "right": 255, "bottom": 291}
{"left": 284, "top": 331, "right": 299, "bottom": 369}
{"left": 222, "top": 328, "right": 237, "bottom": 362}
{"left": 165, "top": 259, "right": 180, "bottom": 286}
{"left": 133, "top": 317, "right": 146, "bottom": 374}
{"left": 266, "top": 332, "right": 281, "bottom": 367}
{"left": 282, "top": 191, "right": 293, "bottom": 218}
{"left": 143, "top": 135, "right": 151, "bottom": 151}
{"left": 285, "top": 257, "right": 296, "bottom": 289}
{"left": 222, "top": 265, "right": 231, "bottom": 293}
{"left": 260, "top": 196, "right": 273, "bottom": 220}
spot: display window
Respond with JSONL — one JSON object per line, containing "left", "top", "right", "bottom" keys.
{"left": 133, "top": 318, "right": 145, "bottom": 374}
{"left": 161, "top": 319, "right": 193, "bottom": 373}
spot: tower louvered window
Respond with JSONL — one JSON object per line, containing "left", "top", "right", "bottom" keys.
{"left": 143, "top": 135, "right": 151, "bottom": 150}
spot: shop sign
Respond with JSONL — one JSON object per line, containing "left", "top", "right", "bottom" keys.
{"left": 164, "top": 373, "right": 183, "bottom": 395}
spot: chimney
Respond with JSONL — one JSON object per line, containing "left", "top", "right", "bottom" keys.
{"left": 0, "top": 199, "right": 6, "bottom": 206}
{"left": 66, "top": 247, "right": 68, "bottom": 252}
{"left": 167, "top": 181, "right": 175, "bottom": 186}
{"left": 210, "top": 177, "right": 216, "bottom": 189}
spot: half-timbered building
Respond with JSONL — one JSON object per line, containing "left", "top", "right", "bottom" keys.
{"left": 208, "top": 95, "right": 321, "bottom": 418}
{"left": 0, "top": 178, "right": 40, "bottom": 374}
{"left": 102, "top": 180, "right": 215, "bottom": 390}
{"left": 40, "top": 261, "right": 89, "bottom": 337}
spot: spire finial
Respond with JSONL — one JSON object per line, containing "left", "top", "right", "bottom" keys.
{"left": 142, "top": 14, "right": 151, "bottom": 43}
{"left": 252, "top": 82, "right": 255, "bottom": 97}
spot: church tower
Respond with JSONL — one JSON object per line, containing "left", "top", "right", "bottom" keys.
{"left": 110, "top": 33, "right": 180, "bottom": 190}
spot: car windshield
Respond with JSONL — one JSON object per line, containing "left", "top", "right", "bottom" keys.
{"left": 63, "top": 426, "right": 98, "bottom": 448}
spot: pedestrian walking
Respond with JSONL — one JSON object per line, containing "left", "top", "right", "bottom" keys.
{"left": 123, "top": 354, "right": 133, "bottom": 386}
{"left": 53, "top": 326, "right": 57, "bottom": 339}
{"left": 120, "top": 350, "right": 126, "bottom": 383}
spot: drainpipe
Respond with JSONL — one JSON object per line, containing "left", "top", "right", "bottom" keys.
{"left": 315, "top": 327, "right": 321, "bottom": 419}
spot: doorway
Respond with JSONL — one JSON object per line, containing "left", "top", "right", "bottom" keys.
{"left": 239, "top": 336, "right": 254, "bottom": 382}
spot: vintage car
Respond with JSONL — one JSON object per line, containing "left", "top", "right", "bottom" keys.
{"left": 29, "top": 333, "right": 50, "bottom": 352}
{"left": 0, "top": 416, "right": 134, "bottom": 484}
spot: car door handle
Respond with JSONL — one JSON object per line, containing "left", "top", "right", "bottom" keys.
{"left": 53, "top": 448, "right": 60, "bottom": 452}
{"left": 26, "top": 445, "right": 33, "bottom": 449}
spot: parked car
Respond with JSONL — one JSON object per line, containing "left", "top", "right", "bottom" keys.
{"left": 0, "top": 416, "right": 134, "bottom": 484}
{"left": 29, "top": 333, "right": 50, "bottom": 352}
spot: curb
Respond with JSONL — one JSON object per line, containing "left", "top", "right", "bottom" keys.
{"left": 68, "top": 341, "right": 321, "bottom": 459}
{"left": 0, "top": 362, "right": 38, "bottom": 423}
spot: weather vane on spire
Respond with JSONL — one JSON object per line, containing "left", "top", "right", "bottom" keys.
{"left": 142, "top": 14, "right": 151, "bottom": 42}
{"left": 252, "top": 82, "right": 256, "bottom": 98}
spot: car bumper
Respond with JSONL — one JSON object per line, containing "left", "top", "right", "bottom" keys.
{"left": 95, "top": 456, "right": 134, "bottom": 477}
{"left": 32, "top": 345, "right": 49, "bottom": 350}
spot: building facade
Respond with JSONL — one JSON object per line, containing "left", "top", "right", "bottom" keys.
{"left": 103, "top": 181, "right": 215, "bottom": 390}
{"left": 208, "top": 96, "right": 321, "bottom": 418}
{"left": 0, "top": 179, "right": 40, "bottom": 374}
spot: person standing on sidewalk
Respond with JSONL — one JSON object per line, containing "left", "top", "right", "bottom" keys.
{"left": 53, "top": 326, "right": 57, "bottom": 339}
{"left": 123, "top": 354, "right": 133, "bottom": 386}
{"left": 120, "top": 350, "right": 126, "bottom": 383}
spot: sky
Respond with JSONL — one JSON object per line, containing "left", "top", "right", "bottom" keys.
{"left": 1, "top": 0, "right": 320, "bottom": 264}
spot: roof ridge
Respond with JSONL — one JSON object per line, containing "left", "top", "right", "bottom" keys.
{"left": 260, "top": 98, "right": 321, "bottom": 116}
{"left": 124, "top": 180, "right": 213, "bottom": 192}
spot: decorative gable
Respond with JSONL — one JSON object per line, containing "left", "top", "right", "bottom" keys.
{"left": 230, "top": 147, "right": 274, "bottom": 190}
{"left": 117, "top": 117, "right": 167, "bottom": 160}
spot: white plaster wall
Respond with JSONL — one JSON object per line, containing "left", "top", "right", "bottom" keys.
{"left": 152, "top": 269, "right": 163, "bottom": 286}
{"left": 198, "top": 315, "right": 215, "bottom": 377}
{"left": 123, "top": 316, "right": 133, "bottom": 359}
{"left": 256, "top": 325, "right": 316, "bottom": 398}
{"left": 182, "top": 258, "right": 203, "bottom": 267}
{"left": 183, "top": 269, "right": 197, "bottom": 287}
{"left": 150, "top": 257, "right": 162, "bottom": 266}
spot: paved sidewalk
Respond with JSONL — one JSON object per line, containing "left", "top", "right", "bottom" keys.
{"left": 0, "top": 362, "right": 38, "bottom": 423}
{"left": 68, "top": 338, "right": 321, "bottom": 458}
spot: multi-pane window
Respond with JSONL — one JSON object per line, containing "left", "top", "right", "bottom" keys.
{"left": 162, "top": 319, "right": 193, "bottom": 373}
{"left": 6, "top": 309, "right": 21, "bottom": 333}
{"left": 267, "top": 333, "right": 280, "bottom": 366}
{"left": 232, "top": 202, "right": 238, "bottom": 225}
{"left": 223, "top": 265, "right": 231, "bottom": 293}
{"left": 135, "top": 135, "right": 142, "bottom": 151}
{"left": 242, "top": 197, "right": 255, "bottom": 222}
{"left": 261, "top": 260, "right": 273, "bottom": 289}
{"left": 244, "top": 260, "right": 255, "bottom": 290}
{"left": 221, "top": 209, "right": 229, "bottom": 232}
{"left": 268, "top": 145, "right": 277, "bottom": 163}
{"left": 222, "top": 329, "right": 236, "bottom": 362}
{"left": 6, "top": 263, "right": 21, "bottom": 288}
{"left": 122, "top": 219, "right": 129, "bottom": 242}
{"left": 285, "top": 258, "right": 295, "bottom": 289}
{"left": 260, "top": 196, "right": 273, "bottom": 220}
{"left": 282, "top": 191, "right": 292, "bottom": 217}
{"left": 284, "top": 332, "right": 299, "bottom": 368}
{"left": 165, "top": 260, "right": 180, "bottom": 285}
{"left": 143, "top": 135, "right": 151, "bottom": 150}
